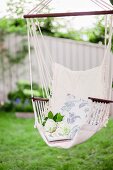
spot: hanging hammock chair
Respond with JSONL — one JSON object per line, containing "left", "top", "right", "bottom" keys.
{"left": 24, "top": 0, "right": 113, "bottom": 149}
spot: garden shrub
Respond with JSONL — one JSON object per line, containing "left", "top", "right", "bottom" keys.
{"left": 1, "top": 80, "right": 44, "bottom": 113}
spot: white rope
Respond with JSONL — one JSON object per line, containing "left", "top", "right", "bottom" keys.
{"left": 101, "top": 0, "right": 113, "bottom": 9}
{"left": 31, "top": 19, "right": 51, "bottom": 98}
{"left": 32, "top": 20, "right": 52, "bottom": 85}
{"left": 28, "top": 0, "right": 52, "bottom": 14}
{"left": 104, "top": 15, "right": 113, "bottom": 59}
{"left": 88, "top": 2, "right": 112, "bottom": 113}
{"left": 33, "top": 101, "right": 39, "bottom": 128}
{"left": 27, "top": 20, "right": 44, "bottom": 90}
{"left": 88, "top": 102, "right": 96, "bottom": 124}
{"left": 36, "top": 19, "right": 53, "bottom": 94}
{"left": 27, "top": 20, "right": 33, "bottom": 97}
{"left": 98, "top": 103, "right": 107, "bottom": 128}
{"left": 28, "top": 0, "right": 47, "bottom": 14}
{"left": 91, "top": 0, "right": 112, "bottom": 10}
{"left": 101, "top": 15, "right": 113, "bottom": 99}
{"left": 93, "top": 103, "right": 101, "bottom": 125}
{"left": 90, "top": 0, "right": 106, "bottom": 10}
{"left": 36, "top": 19, "right": 53, "bottom": 64}
{"left": 92, "top": 102, "right": 100, "bottom": 125}
{"left": 106, "top": 15, "right": 112, "bottom": 100}
{"left": 36, "top": 0, "right": 52, "bottom": 14}
{"left": 29, "top": 21, "right": 46, "bottom": 98}
{"left": 89, "top": 1, "right": 112, "bottom": 107}
{"left": 96, "top": 103, "right": 105, "bottom": 125}
{"left": 101, "top": 103, "right": 109, "bottom": 126}
{"left": 105, "top": 15, "right": 108, "bottom": 47}
{"left": 96, "top": 0, "right": 111, "bottom": 10}
{"left": 27, "top": 0, "right": 54, "bottom": 93}
{"left": 27, "top": 0, "right": 53, "bottom": 98}
{"left": 30, "top": 19, "right": 49, "bottom": 98}
{"left": 27, "top": 19, "right": 40, "bottom": 127}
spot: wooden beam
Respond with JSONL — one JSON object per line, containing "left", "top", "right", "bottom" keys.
{"left": 31, "top": 97, "right": 49, "bottom": 102}
{"left": 24, "top": 10, "right": 113, "bottom": 18}
{"left": 88, "top": 97, "right": 113, "bottom": 104}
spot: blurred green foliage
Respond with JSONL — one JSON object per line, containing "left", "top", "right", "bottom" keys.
{"left": 7, "top": 0, "right": 33, "bottom": 18}
{"left": 0, "top": 18, "right": 27, "bottom": 35}
{"left": 85, "top": 17, "right": 113, "bottom": 51}
{"left": 0, "top": 18, "right": 28, "bottom": 66}
{"left": 110, "top": 0, "right": 113, "bottom": 5}
{"left": 0, "top": 80, "right": 43, "bottom": 112}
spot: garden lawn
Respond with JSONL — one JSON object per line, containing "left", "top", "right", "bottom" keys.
{"left": 0, "top": 112, "right": 113, "bottom": 170}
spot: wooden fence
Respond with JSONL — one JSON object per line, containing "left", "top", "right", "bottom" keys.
{"left": 0, "top": 35, "right": 113, "bottom": 102}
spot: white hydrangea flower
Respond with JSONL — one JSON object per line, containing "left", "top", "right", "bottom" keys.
{"left": 44, "top": 119, "right": 57, "bottom": 133}
{"left": 56, "top": 122, "right": 71, "bottom": 136}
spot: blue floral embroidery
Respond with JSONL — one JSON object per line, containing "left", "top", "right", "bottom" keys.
{"left": 84, "top": 108, "right": 89, "bottom": 112}
{"left": 57, "top": 94, "right": 91, "bottom": 139}
{"left": 65, "top": 101, "right": 75, "bottom": 107}
{"left": 79, "top": 102, "right": 88, "bottom": 108}
{"left": 67, "top": 112, "right": 81, "bottom": 124}
{"left": 69, "top": 126, "right": 80, "bottom": 138}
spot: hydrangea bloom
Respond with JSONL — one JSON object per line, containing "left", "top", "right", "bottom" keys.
{"left": 44, "top": 119, "right": 57, "bottom": 133}
{"left": 56, "top": 122, "right": 71, "bottom": 136}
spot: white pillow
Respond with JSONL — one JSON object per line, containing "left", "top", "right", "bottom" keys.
{"left": 57, "top": 94, "right": 92, "bottom": 139}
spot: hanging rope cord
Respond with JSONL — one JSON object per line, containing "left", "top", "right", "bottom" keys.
{"left": 90, "top": 0, "right": 113, "bottom": 99}
{"left": 27, "top": 20, "right": 39, "bottom": 125}
{"left": 90, "top": 0, "right": 112, "bottom": 48}
{"left": 27, "top": 0, "right": 53, "bottom": 99}
{"left": 28, "top": 0, "right": 52, "bottom": 15}
{"left": 31, "top": 19, "right": 52, "bottom": 96}
{"left": 90, "top": 0, "right": 113, "bottom": 124}
{"left": 103, "top": 16, "right": 113, "bottom": 99}
{"left": 101, "top": 15, "right": 113, "bottom": 126}
{"left": 27, "top": 0, "right": 53, "bottom": 127}
{"left": 28, "top": 20, "right": 48, "bottom": 98}
{"left": 93, "top": 0, "right": 113, "bottom": 120}
{"left": 91, "top": 0, "right": 113, "bottom": 10}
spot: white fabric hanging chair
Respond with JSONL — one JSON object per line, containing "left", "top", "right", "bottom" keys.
{"left": 24, "top": 0, "right": 113, "bottom": 148}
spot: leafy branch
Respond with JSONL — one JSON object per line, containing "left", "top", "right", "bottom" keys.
{"left": 42, "top": 111, "right": 64, "bottom": 126}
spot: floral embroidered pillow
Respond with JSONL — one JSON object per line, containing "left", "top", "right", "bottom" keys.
{"left": 58, "top": 94, "right": 92, "bottom": 139}
{"left": 43, "top": 94, "right": 92, "bottom": 141}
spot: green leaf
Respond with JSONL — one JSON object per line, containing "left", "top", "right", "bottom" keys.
{"left": 53, "top": 113, "right": 64, "bottom": 122}
{"left": 42, "top": 117, "right": 48, "bottom": 126}
{"left": 44, "top": 117, "right": 48, "bottom": 121}
{"left": 48, "top": 111, "right": 53, "bottom": 119}
{"left": 53, "top": 114, "right": 58, "bottom": 122}
{"left": 42, "top": 121, "right": 46, "bottom": 126}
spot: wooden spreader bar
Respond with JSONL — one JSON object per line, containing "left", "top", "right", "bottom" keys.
{"left": 24, "top": 10, "right": 113, "bottom": 18}
{"left": 31, "top": 97, "right": 49, "bottom": 102}
{"left": 88, "top": 97, "right": 113, "bottom": 104}
{"left": 31, "top": 97, "right": 113, "bottom": 104}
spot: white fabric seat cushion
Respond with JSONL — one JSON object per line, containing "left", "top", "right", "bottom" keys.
{"left": 51, "top": 63, "right": 106, "bottom": 113}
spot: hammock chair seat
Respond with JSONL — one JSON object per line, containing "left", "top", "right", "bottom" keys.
{"left": 32, "top": 96, "right": 109, "bottom": 149}
{"left": 31, "top": 62, "right": 111, "bottom": 148}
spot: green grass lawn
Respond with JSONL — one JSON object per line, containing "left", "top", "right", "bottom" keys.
{"left": 0, "top": 112, "right": 113, "bottom": 170}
